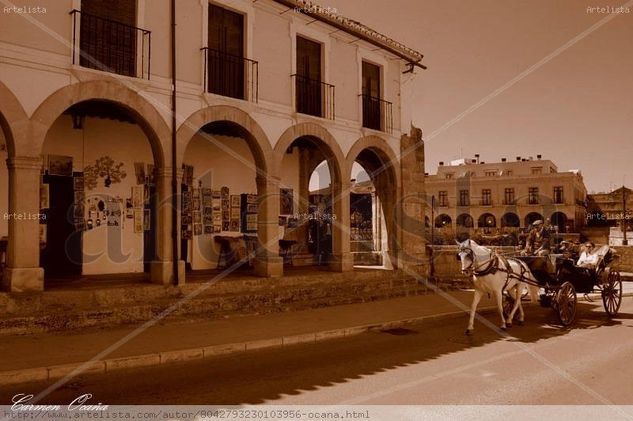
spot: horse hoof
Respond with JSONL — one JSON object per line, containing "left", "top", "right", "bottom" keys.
{"left": 500, "top": 326, "right": 507, "bottom": 331}
{"left": 516, "top": 320, "right": 524, "bottom": 326}
{"left": 465, "top": 329, "right": 473, "bottom": 336}
{"left": 506, "top": 323, "right": 512, "bottom": 328}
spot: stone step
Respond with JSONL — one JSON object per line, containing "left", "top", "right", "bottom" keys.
{"left": 0, "top": 270, "right": 431, "bottom": 335}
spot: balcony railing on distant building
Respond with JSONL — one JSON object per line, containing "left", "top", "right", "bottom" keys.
{"left": 70, "top": 9, "right": 151, "bottom": 79}
{"left": 361, "top": 94, "right": 393, "bottom": 133}
{"left": 201, "top": 48, "right": 258, "bottom": 102}
{"left": 292, "top": 74, "right": 335, "bottom": 120}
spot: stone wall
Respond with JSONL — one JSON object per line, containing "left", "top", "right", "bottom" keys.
{"left": 613, "top": 246, "right": 633, "bottom": 272}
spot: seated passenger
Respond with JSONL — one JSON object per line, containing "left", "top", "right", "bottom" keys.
{"left": 577, "top": 242, "right": 599, "bottom": 268}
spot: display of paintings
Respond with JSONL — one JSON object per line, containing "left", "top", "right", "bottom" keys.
{"left": 193, "top": 211, "right": 201, "bottom": 224}
{"left": 287, "top": 217, "right": 298, "bottom": 228}
{"left": 203, "top": 210, "right": 213, "bottom": 225}
{"left": 230, "top": 195, "right": 240, "bottom": 208}
{"left": 246, "top": 213, "right": 258, "bottom": 232}
{"left": 74, "top": 190, "right": 85, "bottom": 205}
{"left": 193, "top": 198, "right": 201, "bottom": 211}
{"left": 107, "top": 200, "right": 121, "bottom": 227}
{"left": 182, "top": 190, "right": 192, "bottom": 213}
{"left": 194, "top": 224, "right": 202, "bottom": 236}
{"left": 222, "top": 221, "right": 230, "bottom": 231}
{"left": 182, "top": 165, "right": 194, "bottom": 186}
{"left": 230, "top": 207, "right": 241, "bottom": 219}
{"left": 73, "top": 175, "right": 84, "bottom": 192}
{"left": 204, "top": 225, "right": 214, "bottom": 234}
{"left": 182, "top": 228, "right": 192, "bottom": 240}
{"left": 182, "top": 214, "right": 192, "bottom": 225}
{"left": 134, "top": 209, "right": 143, "bottom": 233}
{"left": 247, "top": 203, "right": 258, "bottom": 213}
{"left": 48, "top": 155, "right": 73, "bottom": 176}
{"left": 132, "top": 186, "right": 144, "bottom": 208}
{"left": 230, "top": 220, "right": 240, "bottom": 232}
{"left": 280, "top": 188, "right": 294, "bottom": 215}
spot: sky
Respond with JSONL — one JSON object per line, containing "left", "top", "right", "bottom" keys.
{"left": 312, "top": 0, "right": 633, "bottom": 193}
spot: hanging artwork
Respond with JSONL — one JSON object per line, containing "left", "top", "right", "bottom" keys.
{"left": 40, "top": 183, "right": 49, "bottom": 209}
{"left": 132, "top": 186, "right": 144, "bottom": 208}
{"left": 133, "top": 209, "right": 143, "bottom": 233}
{"left": 280, "top": 188, "right": 294, "bottom": 215}
{"left": 84, "top": 156, "right": 126, "bottom": 189}
{"left": 48, "top": 155, "right": 73, "bottom": 176}
{"left": 134, "top": 162, "right": 146, "bottom": 185}
{"left": 143, "top": 209, "right": 151, "bottom": 231}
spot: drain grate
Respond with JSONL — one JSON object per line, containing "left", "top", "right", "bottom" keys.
{"left": 380, "top": 327, "right": 418, "bottom": 336}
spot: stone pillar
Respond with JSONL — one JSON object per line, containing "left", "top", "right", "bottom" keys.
{"left": 329, "top": 180, "right": 353, "bottom": 272}
{"left": 2, "top": 156, "right": 45, "bottom": 292}
{"left": 399, "top": 125, "right": 428, "bottom": 276}
{"left": 150, "top": 167, "right": 185, "bottom": 285}
{"left": 253, "top": 175, "right": 283, "bottom": 277}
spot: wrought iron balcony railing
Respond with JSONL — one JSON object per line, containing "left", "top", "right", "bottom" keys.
{"left": 201, "top": 48, "right": 258, "bottom": 102}
{"left": 70, "top": 9, "right": 151, "bottom": 79}
{"left": 361, "top": 94, "right": 393, "bottom": 133}
{"left": 292, "top": 74, "right": 335, "bottom": 120}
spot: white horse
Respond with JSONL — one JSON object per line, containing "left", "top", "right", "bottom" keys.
{"left": 456, "top": 239, "right": 539, "bottom": 335}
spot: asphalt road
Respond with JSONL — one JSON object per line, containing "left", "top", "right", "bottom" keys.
{"left": 3, "top": 297, "right": 633, "bottom": 405}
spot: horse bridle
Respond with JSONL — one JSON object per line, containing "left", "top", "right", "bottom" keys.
{"left": 457, "top": 247, "right": 496, "bottom": 275}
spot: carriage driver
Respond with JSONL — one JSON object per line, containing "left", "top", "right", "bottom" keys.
{"left": 521, "top": 220, "right": 551, "bottom": 256}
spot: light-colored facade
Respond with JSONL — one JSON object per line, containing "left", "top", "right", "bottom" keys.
{"left": 0, "top": 0, "right": 427, "bottom": 292}
{"left": 425, "top": 157, "right": 588, "bottom": 234}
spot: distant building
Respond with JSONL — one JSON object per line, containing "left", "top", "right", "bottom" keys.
{"left": 425, "top": 155, "right": 588, "bottom": 234}
{"left": 587, "top": 187, "right": 633, "bottom": 229}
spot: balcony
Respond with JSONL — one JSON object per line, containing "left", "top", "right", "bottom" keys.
{"left": 292, "top": 74, "right": 335, "bottom": 120}
{"left": 70, "top": 9, "right": 151, "bottom": 79}
{"left": 361, "top": 94, "right": 393, "bottom": 133}
{"left": 201, "top": 48, "right": 258, "bottom": 102}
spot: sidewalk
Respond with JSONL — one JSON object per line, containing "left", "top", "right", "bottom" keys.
{"left": 0, "top": 291, "right": 496, "bottom": 386}
{"left": 2, "top": 282, "right": 632, "bottom": 387}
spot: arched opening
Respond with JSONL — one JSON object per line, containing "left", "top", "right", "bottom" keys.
{"left": 181, "top": 121, "right": 266, "bottom": 274}
{"left": 279, "top": 135, "right": 340, "bottom": 268}
{"left": 39, "top": 99, "right": 162, "bottom": 281}
{"left": 348, "top": 146, "right": 398, "bottom": 269}
{"left": 478, "top": 213, "right": 496, "bottom": 234}
{"left": 435, "top": 214, "right": 452, "bottom": 228}
{"left": 456, "top": 213, "right": 474, "bottom": 228}
{"left": 525, "top": 212, "right": 544, "bottom": 227}
{"left": 551, "top": 211, "right": 568, "bottom": 232}
{"left": 501, "top": 212, "right": 520, "bottom": 228}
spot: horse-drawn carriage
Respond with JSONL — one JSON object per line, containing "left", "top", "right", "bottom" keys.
{"left": 507, "top": 245, "right": 623, "bottom": 326}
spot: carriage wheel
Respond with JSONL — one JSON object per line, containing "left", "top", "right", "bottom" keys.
{"left": 602, "top": 270, "right": 622, "bottom": 317}
{"left": 555, "top": 281, "right": 576, "bottom": 327}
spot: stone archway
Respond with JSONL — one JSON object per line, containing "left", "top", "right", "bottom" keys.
{"left": 274, "top": 123, "right": 348, "bottom": 271}
{"left": 0, "top": 81, "right": 38, "bottom": 292}
{"left": 30, "top": 80, "right": 173, "bottom": 285}
{"left": 177, "top": 106, "right": 279, "bottom": 277}
{"left": 345, "top": 135, "right": 400, "bottom": 269}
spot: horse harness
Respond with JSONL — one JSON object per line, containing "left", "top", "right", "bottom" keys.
{"left": 460, "top": 247, "right": 533, "bottom": 293}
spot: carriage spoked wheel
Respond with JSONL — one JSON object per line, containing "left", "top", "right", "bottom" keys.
{"left": 602, "top": 270, "right": 622, "bottom": 317}
{"left": 554, "top": 281, "right": 577, "bottom": 326}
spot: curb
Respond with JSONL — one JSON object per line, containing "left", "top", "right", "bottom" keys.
{"left": 0, "top": 306, "right": 497, "bottom": 387}
{"left": 3, "top": 292, "right": 631, "bottom": 387}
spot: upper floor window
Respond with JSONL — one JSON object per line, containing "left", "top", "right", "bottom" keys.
{"left": 484, "top": 170, "right": 497, "bottom": 177}
{"left": 505, "top": 170, "right": 513, "bottom": 176}
{"left": 203, "top": 4, "right": 257, "bottom": 101}
{"left": 361, "top": 61, "right": 392, "bottom": 133}
{"left": 481, "top": 189, "right": 492, "bottom": 206}
{"left": 504, "top": 188, "right": 515, "bottom": 205}
{"left": 74, "top": 0, "right": 150, "bottom": 78}
{"left": 528, "top": 187, "right": 540, "bottom": 204}
{"left": 459, "top": 189, "right": 470, "bottom": 207}
{"left": 553, "top": 186, "right": 564, "bottom": 204}
{"left": 438, "top": 191, "right": 448, "bottom": 207}
{"left": 294, "top": 36, "right": 335, "bottom": 119}
{"left": 531, "top": 167, "right": 543, "bottom": 175}
{"left": 445, "top": 173, "right": 454, "bottom": 179}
